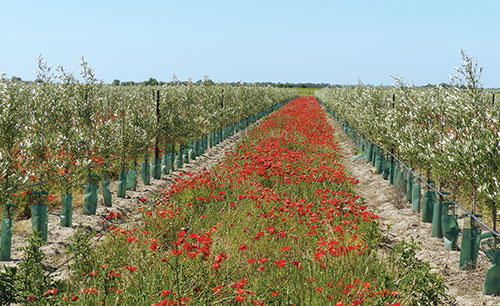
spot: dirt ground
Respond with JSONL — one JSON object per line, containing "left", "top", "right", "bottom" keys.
{"left": 328, "top": 118, "right": 500, "bottom": 306}
{"left": 0, "top": 126, "right": 253, "bottom": 281}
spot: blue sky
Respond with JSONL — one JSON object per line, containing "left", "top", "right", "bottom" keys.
{"left": 1, "top": 0, "right": 499, "bottom": 86}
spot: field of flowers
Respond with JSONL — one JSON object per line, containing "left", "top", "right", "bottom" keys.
{"left": 8, "top": 96, "right": 452, "bottom": 305}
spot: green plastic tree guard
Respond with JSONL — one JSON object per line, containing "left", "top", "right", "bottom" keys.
{"left": 202, "top": 137, "right": 207, "bottom": 154}
{"left": 441, "top": 201, "right": 459, "bottom": 250}
{"left": 382, "top": 159, "right": 390, "bottom": 180}
{"left": 212, "top": 131, "right": 217, "bottom": 146}
{"left": 389, "top": 160, "right": 395, "bottom": 185}
{"left": 189, "top": 142, "right": 196, "bottom": 160}
{"left": 183, "top": 148, "right": 189, "bottom": 164}
{"left": 375, "top": 152, "right": 383, "bottom": 174}
{"left": 126, "top": 164, "right": 138, "bottom": 190}
{"left": 117, "top": 164, "right": 128, "bottom": 198}
{"left": 371, "top": 146, "right": 377, "bottom": 167}
{"left": 431, "top": 198, "right": 443, "bottom": 238}
{"left": 141, "top": 154, "right": 151, "bottom": 185}
{"left": 406, "top": 174, "right": 414, "bottom": 203}
{"left": 169, "top": 148, "right": 175, "bottom": 170}
{"left": 365, "top": 143, "right": 372, "bottom": 165}
{"left": 194, "top": 140, "right": 201, "bottom": 156}
{"left": 152, "top": 151, "right": 162, "bottom": 179}
{"left": 421, "top": 188, "right": 435, "bottom": 223}
{"left": 1, "top": 204, "right": 15, "bottom": 260}
{"left": 102, "top": 179, "right": 112, "bottom": 207}
{"left": 483, "top": 248, "right": 500, "bottom": 295}
{"left": 60, "top": 193, "right": 73, "bottom": 226}
{"left": 398, "top": 170, "right": 406, "bottom": 194}
{"left": 393, "top": 165, "right": 400, "bottom": 188}
{"left": 162, "top": 149, "right": 169, "bottom": 174}
{"left": 82, "top": 174, "right": 100, "bottom": 215}
{"left": 459, "top": 215, "right": 482, "bottom": 270}
{"left": 100, "top": 170, "right": 112, "bottom": 207}
{"left": 412, "top": 183, "right": 421, "bottom": 212}
{"left": 356, "top": 136, "right": 362, "bottom": 152}
{"left": 31, "top": 191, "right": 49, "bottom": 241}
{"left": 199, "top": 138, "right": 204, "bottom": 154}
{"left": 176, "top": 148, "right": 183, "bottom": 169}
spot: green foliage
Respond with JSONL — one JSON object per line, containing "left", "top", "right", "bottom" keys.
{"left": 317, "top": 50, "right": 500, "bottom": 224}
{"left": 15, "top": 232, "right": 54, "bottom": 301}
{"left": 65, "top": 226, "right": 97, "bottom": 280}
{"left": 0, "top": 232, "right": 59, "bottom": 304}
{"left": 387, "top": 239, "right": 454, "bottom": 305}
{"left": 0, "top": 57, "right": 296, "bottom": 218}
{"left": 0, "top": 265, "right": 17, "bottom": 305}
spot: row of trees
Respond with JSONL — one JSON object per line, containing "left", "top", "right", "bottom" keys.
{"left": 0, "top": 57, "right": 295, "bottom": 259}
{"left": 8, "top": 75, "right": 341, "bottom": 89}
{"left": 316, "top": 50, "right": 500, "bottom": 230}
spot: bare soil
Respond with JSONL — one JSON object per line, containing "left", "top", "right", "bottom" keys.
{"left": 328, "top": 118, "right": 500, "bottom": 306}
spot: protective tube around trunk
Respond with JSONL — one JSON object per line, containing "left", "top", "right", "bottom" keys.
{"left": 441, "top": 202, "right": 459, "bottom": 250}
{"left": 152, "top": 151, "right": 162, "bottom": 179}
{"left": 176, "top": 148, "right": 183, "bottom": 169}
{"left": 141, "top": 154, "right": 151, "bottom": 185}
{"left": 183, "top": 148, "right": 189, "bottom": 164}
{"left": 202, "top": 137, "right": 207, "bottom": 154}
{"left": 194, "top": 140, "right": 201, "bottom": 156}
{"left": 60, "top": 193, "right": 73, "bottom": 226}
{"left": 82, "top": 174, "right": 100, "bottom": 215}
{"left": 365, "top": 144, "right": 372, "bottom": 165}
{"left": 375, "top": 152, "right": 383, "bottom": 174}
{"left": 162, "top": 149, "right": 169, "bottom": 174}
{"left": 117, "top": 164, "right": 127, "bottom": 198}
{"left": 169, "top": 148, "right": 175, "bottom": 170}
{"left": 412, "top": 183, "right": 421, "bottom": 213}
{"left": 102, "top": 180, "right": 112, "bottom": 207}
{"left": 431, "top": 197, "right": 443, "bottom": 238}
{"left": 421, "top": 189, "right": 435, "bottom": 223}
{"left": 393, "top": 165, "right": 400, "bottom": 188}
{"left": 389, "top": 160, "right": 395, "bottom": 185}
{"left": 382, "top": 159, "right": 390, "bottom": 180}
{"left": 398, "top": 170, "right": 406, "bottom": 194}
{"left": 31, "top": 191, "right": 49, "bottom": 241}
{"left": 0, "top": 204, "right": 15, "bottom": 260}
{"left": 483, "top": 248, "right": 500, "bottom": 295}
{"left": 126, "top": 164, "right": 138, "bottom": 190}
{"left": 459, "top": 216, "right": 481, "bottom": 270}
{"left": 356, "top": 136, "right": 363, "bottom": 152}
{"left": 371, "top": 145, "right": 377, "bottom": 167}
{"left": 214, "top": 130, "right": 219, "bottom": 145}
{"left": 406, "top": 174, "right": 413, "bottom": 203}
{"left": 189, "top": 142, "right": 196, "bottom": 160}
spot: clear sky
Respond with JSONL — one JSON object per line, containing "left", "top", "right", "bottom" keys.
{"left": 0, "top": 0, "right": 499, "bottom": 87}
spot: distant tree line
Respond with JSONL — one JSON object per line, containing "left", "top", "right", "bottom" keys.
{"left": 9, "top": 76, "right": 486, "bottom": 90}
{"left": 111, "top": 78, "right": 342, "bottom": 88}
